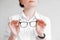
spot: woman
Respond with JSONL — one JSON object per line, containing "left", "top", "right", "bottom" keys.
{"left": 8, "top": 0, "right": 51, "bottom": 40}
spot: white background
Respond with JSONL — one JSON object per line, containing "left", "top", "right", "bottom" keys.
{"left": 0, "top": 0, "right": 60, "bottom": 40}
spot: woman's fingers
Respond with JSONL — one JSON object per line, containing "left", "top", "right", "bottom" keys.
{"left": 37, "top": 19, "right": 46, "bottom": 28}
{"left": 11, "top": 20, "right": 20, "bottom": 27}
{"left": 8, "top": 20, "right": 20, "bottom": 35}
{"left": 36, "top": 19, "right": 45, "bottom": 35}
{"left": 9, "top": 22, "right": 18, "bottom": 35}
{"left": 36, "top": 24, "right": 44, "bottom": 35}
{"left": 36, "top": 20, "right": 44, "bottom": 35}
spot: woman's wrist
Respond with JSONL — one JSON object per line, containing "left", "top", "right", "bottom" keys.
{"left": 38, "top": 33, "right": 46, "bottom": 39}
{"left": 11, "top": 33, "right": 17, "bottom": 38}
{"left": 8, "top": 33, "right": 17, "bottom": 40}
{"left": 8, "top": 35, "right": 16, "bottom": 40}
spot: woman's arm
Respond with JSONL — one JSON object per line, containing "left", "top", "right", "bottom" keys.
{"left": 8, "top": 15, "right": 20, "bottom": 40}
{"left": 8, "top": 33, "right": 16, "bottom": 40}
{"left": 38, "top": 18, "right": 51, "bottom": 40}
{"left": 8, "top": 20, "right": 20, "bottom": 40}
{"left": 36, "top": 19, "right": 46, "bottom": 40}
{"left": 36, "top": 17, "right": 51, "bottom": 40}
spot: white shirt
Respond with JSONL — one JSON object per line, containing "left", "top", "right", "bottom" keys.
{"left": 4, "top": 11, "right": 51, "bottom": 40}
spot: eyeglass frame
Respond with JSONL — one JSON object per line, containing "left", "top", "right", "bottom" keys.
{"left": 19, "top": 21, "right": 37, "bottom": 28}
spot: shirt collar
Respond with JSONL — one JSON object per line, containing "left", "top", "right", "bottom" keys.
{"left": 22, "top": 10, "right": 37, "bottom": 21}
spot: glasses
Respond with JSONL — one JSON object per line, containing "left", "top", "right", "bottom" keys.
{"left": 19, "top": 21, "right": 37, "bottom": 28}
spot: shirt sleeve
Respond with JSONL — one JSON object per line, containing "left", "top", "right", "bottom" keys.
{"left": 44, "top": 18, "right": 51, "bottom": 40}
{"left": 3, "top": 27, "right": 11, "bottom": 40}
{"left": 3, "top": 17, "right": 11, "bottom": 40}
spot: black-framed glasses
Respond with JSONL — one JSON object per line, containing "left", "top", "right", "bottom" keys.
{"left": 19, "top": 21, "right": 37, "bottom": 28}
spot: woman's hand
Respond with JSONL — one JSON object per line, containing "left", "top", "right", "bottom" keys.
{"left": 36, "top": 23, "right": 44, "bottom": 37}
{"left": 36, "top": 19, "right": 46, "bottom": 38}
{"left": 8, "top": 20, "right": 20, "bottom": 37}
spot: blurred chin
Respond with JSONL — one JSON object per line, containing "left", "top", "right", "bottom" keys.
{"left": 29, "top": 3, "right": 36, "bottom": 6}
